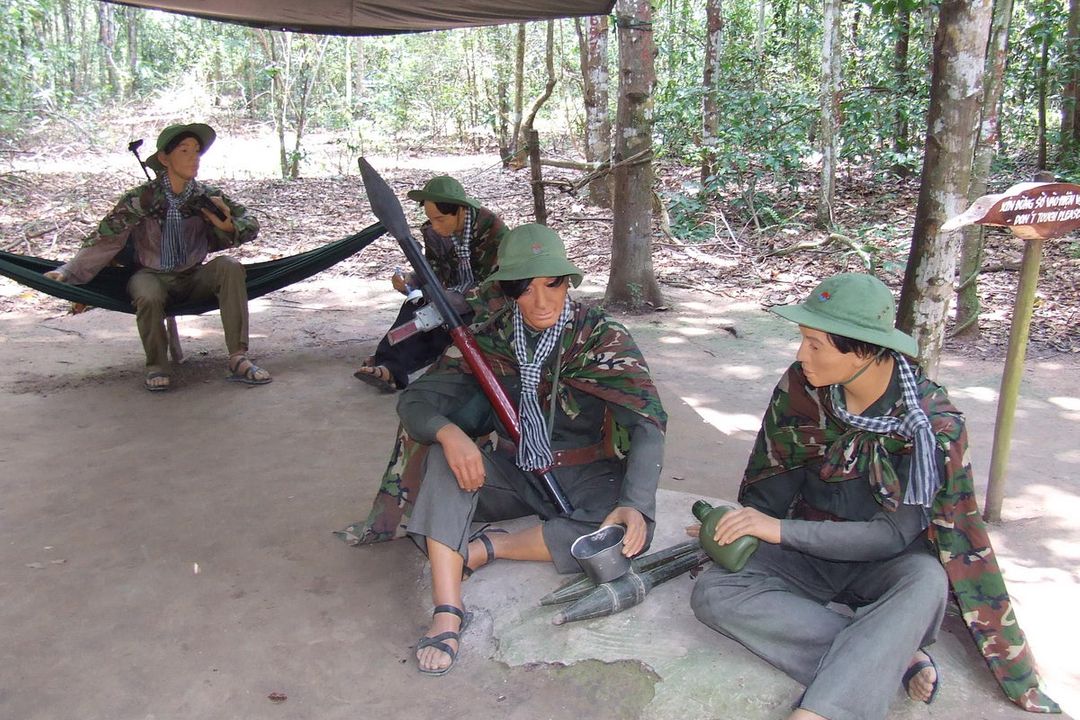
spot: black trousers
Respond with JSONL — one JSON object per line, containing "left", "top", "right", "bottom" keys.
{"left": 371, "top": 299, "right": 473, "bottom": 389}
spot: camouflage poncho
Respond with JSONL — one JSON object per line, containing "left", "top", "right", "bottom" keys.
{"left": 337, "top": 298, "right": 667, "bottom": 545}
{"left": 740, "top": 362, "right": 1058, "bottom": 713}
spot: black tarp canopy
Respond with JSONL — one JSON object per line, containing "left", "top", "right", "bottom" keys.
{"left": 104, "top": 0, "right": 616, "bottom": 35}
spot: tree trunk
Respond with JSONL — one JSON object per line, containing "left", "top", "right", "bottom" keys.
{"left": 607, "top": 0, "right": 663, "bottom": 312}
{"left": 287, "top": 36, "right": 331, "bottom": 179}
{"left": 891, "top": 2, "right": 911, "bottom": 175}
{"left": 1036, "top": 30, "right": 1049, "bottom": 170}
{"left": 701, "top": 0, "right": 724, "bottom": 185}
{"left": 96, "top": 4, "right": 121, "bottom": 99}
{"left": 897, "top": 0, "right": 993, "bottom": 375}
{"left": 125, "top": 6, "right": 139, "bottom": 95}
{"left": 955, "top": 0, "right": 1014, "bottom": 339}
{"left": 60, "top": 0, "right": 77, "bottom": 96}
{"left": 520, "top": 22, "right": 556, "bottom": 145}
{"left": 576, "top": 16, "right": 613, "bottom": 208}
{"left": 1060, "top": 0, "right": 1080, "bottom": 163}
{"left": 816, "top": 0, "right": 842, "bottom": 229}
{"left": 756, "top": 0, "right": 766, "bottom": 59}
{"left": 510, "top": 23, "right": 526, "bottom": 165}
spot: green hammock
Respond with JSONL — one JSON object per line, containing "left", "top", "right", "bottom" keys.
{"left": 0, "top": 222, "right": 386, "bottom": 315}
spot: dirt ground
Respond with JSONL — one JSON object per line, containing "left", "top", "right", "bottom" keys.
{"left": 1, "top": 123, "right": 1078, "bottom": 718}
{"left": 1, "top": 273, "right": 1078, "bottom": 720}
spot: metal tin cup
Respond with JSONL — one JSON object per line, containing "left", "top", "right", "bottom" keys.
{"left": 570, "top": 525, "right": 631, "bottom": 584}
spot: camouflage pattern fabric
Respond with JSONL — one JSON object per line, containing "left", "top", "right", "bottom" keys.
{"left": 423, "top": 206, "right": 505, "bottom": 288}
{"left": 336, "top": 299, "right": 666, "bottom": 545}
{"left": 740, "top": 362, "right": 1059, "bottom": 713}
{"left": 88, "top": 178, "right": 259, "bottom": 254}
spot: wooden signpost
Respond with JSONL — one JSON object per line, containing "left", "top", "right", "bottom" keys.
{"left": 942, "top": 181, "right": 1080, "bottom": 522}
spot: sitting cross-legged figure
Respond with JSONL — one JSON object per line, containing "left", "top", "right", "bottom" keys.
{"left": 384, "top": 224, "right": 666, "bottom": 675}
{"left": 43, "top": 122, "right": 267, "bottom": 392}
{"left": 354, "top": 175, "right": 506, "bottom": 392}
{"left": 689, "top": 273, "right": 1058, "bottom": 719}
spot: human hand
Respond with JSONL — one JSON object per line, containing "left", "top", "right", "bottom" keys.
{"left": 685, "top": 523, "right": 701, "bottom": 538}
{"left": 435, "top": 423, "right": 485, "bottom": 492}
{"left": 200, "top": 196, "right": 235, "bottom": 233}
{"left": 44, "top": 270, "right": 67, "bottom": 283}
{"left": 713, "top": 506, "right": 781, "bottom": 546}
{"left": 602, "top": 506, "right": 648, "bottom": 557}
{"left": 391, "top": 270, "right": 416, "bottom": 295}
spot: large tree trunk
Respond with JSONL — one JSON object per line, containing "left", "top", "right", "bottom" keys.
{"left": 576, "top": 16, "right": 613, "bottom": 208}
{"left": 897, "top": 0, "right": 993, "bottom": 375}
{"left": 891, "top": 2, "right": 911, "bottom": 175}
{"left": 1060, "top": 0, "right": 1080, "bottom": 163}
{"left": 607, "top": 0, "right": 663, "bottom": 312}
{"left": 955, "top": 0, "right": 1014, "bottom": 339}
{"left": 816, "top": 0, "right": 842, "bottom": 229}
{"left": 700, "top": 0, "right": 724, "bottom": 185}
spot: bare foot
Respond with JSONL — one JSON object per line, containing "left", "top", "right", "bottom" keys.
{"left": 903, "top": 649, "right": 938, "bottom": 703}
{"left": 416, "top": 606, "right": 466, "bottom": 674}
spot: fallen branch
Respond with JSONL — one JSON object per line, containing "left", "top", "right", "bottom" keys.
{"left": 764, "top": 232, "right": 873, "bottom": 269}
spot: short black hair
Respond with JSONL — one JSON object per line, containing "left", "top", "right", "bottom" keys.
{"left": 418, "top": 200, "right": 464, "bottom": 215}
{"left": 499, "top": 275, "right": 569, "bottom": 300}
{"left": 162, "top": 131, "right": 203, "bottom": 155}
{"left": 827, "top": 332, "right": 888, "bottom": 359}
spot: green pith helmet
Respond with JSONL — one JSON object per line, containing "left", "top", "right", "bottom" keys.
{"left": 769, "top": 272, "right": 918, "bottom": 356}
{"left": 483, "top": 224, "right": 584, "bottom": 287}
{"left": 144, "top": 123, "right": 216, "bottom": 174}
{"left": 406, "top": 175, "right": 481, "bottom": 210}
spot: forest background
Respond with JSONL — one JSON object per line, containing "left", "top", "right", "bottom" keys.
{"left": 0, "top": 0, "right": 1077, "bottom": 359}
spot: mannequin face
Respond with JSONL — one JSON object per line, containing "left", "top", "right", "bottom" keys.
{"left": 158, "top": 136, "right": 202, "bottom": 186}
{"left": 795, "top": 326, "right": 869, "bottom": 387}
{"left": 423, "top": 201, "right": 466, "bottom": 236}
{"left": 515, "top": 277, "right": 569, "bottom": 331}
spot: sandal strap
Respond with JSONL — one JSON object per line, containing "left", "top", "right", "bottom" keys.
{"left": 416, "top": 632, "right": 459, "bottom": 659}
{"left": 477, "top": 533, "right": 496, "bottom": 563}
{"left": 432, "top": 604, "right": 465, "bottom": 620}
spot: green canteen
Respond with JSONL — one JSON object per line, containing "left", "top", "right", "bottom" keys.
{"left": 692, "top": 500, "right": 759, "bottom": 572}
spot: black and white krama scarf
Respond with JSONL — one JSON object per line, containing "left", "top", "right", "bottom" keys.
{"left": 829, "top": 352, "right": 941, "bottom": 509}
{"left": 160, "top": 176, "right": 194, "bottom": 271}
{"left": 449, "top": 208, "right": 475, "bottom": 293}
{"left": 512, "top": 296, "right": 574, "bottom": 471}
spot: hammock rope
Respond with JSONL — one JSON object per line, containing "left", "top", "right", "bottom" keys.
{"left": 0, "top": 222, "right": 386, "bottom": 315}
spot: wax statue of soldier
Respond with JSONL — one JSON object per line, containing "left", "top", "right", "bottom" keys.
{"left": 688, "top": 273, "right": 1058, "bottom": 719}
{"left": 43, "top": 122, "right": 267, "bottom": 392}
{"left": 353, "top": 176, "right": 506, "bottom": 392}
{"left": 353, "top": 225, "right": 667, "bottom": 675}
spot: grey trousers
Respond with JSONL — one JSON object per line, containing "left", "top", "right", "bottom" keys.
{"left": 127, "top": 257, "right": 249, "bottom": 373}
{"left": 690, "top": 541, "right": 947, "bottom": 720}
{"left": 407, "top": 444, "right": 647, "bottom": 574}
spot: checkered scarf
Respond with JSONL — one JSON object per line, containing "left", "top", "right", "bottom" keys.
{"left": 512, "top": 296, "right": 574, "bottom": 470}
{"left": 160, "top": 175, "right": 194, "bottom": 271}
{"left": 449, "top": 208, "right": 476, "bottom": 293}
{"left": 829, "top": 352, "right": 940, "bottom": 509}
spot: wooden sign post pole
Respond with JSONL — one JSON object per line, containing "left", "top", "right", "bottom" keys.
{"left": 941, "top": 181, "right": 1080, "bottom": 522}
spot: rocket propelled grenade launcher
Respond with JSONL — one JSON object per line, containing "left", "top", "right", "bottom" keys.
{"left": 540, "top": 539, "right": 701, "bottom": 606}
{"left": 357, "top": 157, "right": 574, "bottom": 515}
{"left": 550, "top": 548, "right": 709, "bottom": 625}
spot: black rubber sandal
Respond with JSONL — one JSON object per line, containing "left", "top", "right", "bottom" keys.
{"left": 353, "top": 364, "right": 398, "bottom": 393}
{"left": 462, "top": 525, "right": 508, "bottom": 579}
{"left": 416, "top": 604, "right": 473, "bottom": 676}
{"left": 902, "top": 650, "right": 940, "bottom": 705}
